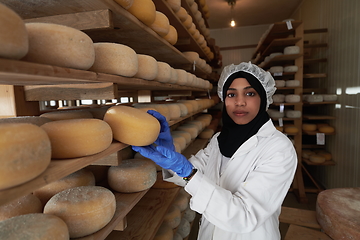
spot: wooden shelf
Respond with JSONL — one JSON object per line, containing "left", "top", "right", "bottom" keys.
{"left": 302, "top": 158, "right": 336, "bottom": 166}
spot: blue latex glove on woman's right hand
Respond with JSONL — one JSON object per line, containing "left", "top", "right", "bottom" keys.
{"left": 132, "top": 145, "right": 193, "bottom": 177}
{"left": 147, "top": 110, "right": 175, "bottom": 151}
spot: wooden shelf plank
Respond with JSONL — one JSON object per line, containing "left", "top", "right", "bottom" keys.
{"left": 0, "top": 142, "right": 127, "bottom": 206}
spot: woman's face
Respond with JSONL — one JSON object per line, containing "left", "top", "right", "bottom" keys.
{"left": 225, "top": 78, "right": 261, "bottom": 125}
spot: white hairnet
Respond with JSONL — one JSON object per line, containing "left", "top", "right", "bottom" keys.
{"left": 217, "top": 61, "right": 276, "bottom": 110}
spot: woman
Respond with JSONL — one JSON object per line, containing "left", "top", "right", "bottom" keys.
{"left": 132, "top": 62, "right": 298, "bottom": 240}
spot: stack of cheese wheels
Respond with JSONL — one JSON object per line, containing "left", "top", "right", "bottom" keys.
{"left": 149, "top": 11, "right": 170, "bottom": 37}
{"left": 113, "top": 0, "right": 134, "bottom": 10}
{"left": 0, "top": 213, "right": 69, "bottom": 240}
{"left": 33, "top": 168, "right": 95, "bottom": 206}
{"left": 163, "top": 205, "right": 182, "bottom": 229}
{"left": 154, "top": 61, "right": 172, "bottom": 83}
{"left": 133, "top": 54, "right": 158, "bottom": 80}
{"left": 44, "top": 186, "right": 116, "bottom": 238}
{"left": 89, "top": 42, "right": 138, "bottom": 77}
{"left": 23, "top": 22, "right": 95, "bottom": 70}
{"left": 0, "top": 194, "right": 42, "bottom": 221}
{"left": 0, "top": 3, "right": 28, "bottom": 59}
{"left": 0, "top": 116, "right": 51, "bottom": 126}
{"left": 0, "top": 123, "right": 51, "bottom": 190}
{"left": 108, "top": 158, "right": 157, "bottom": 192}
{"left": 104, "top": 105, "right": 160, "bottom": 146}
{"left": 40, "top": 109, "right": 93, "bottom": 121}
{"left": 41, "top": 119, "right": 113, "bottom": 159}
{"left": 154, "top": 222, "right": 173, "bottom": 240}
{"left": 127, "top": 0, "right": 156, "bottom": 26}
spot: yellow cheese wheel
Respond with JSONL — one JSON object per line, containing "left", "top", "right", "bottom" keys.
{"left": 0, "top": 213, "right": 69, "bottom": 240}
{"left": 0, "top": 194, "right": 42, "bottom": 221}
{"left": 23, "top": 22, "right": 95, "bottom": 70}
{"left": 0, "top": 123, "right": 51, "bottom": 190}
{"left": 163, "top": 205, "right": 182, "bottom": 228}
{"left": 113, "top": 0, "right": 134, "bottom": 9}
{"left": 163, "top": 25, "right": 178, "bottom": 45}
{"left": 33, "top": 168, "right": 95, "bottom": 206}
{"left": 309, "top": 154, "right": 326, "bottom": 164}
{"left": 104, "top": 105, "right": 160, "bottom": 146}
{"left": 166, "top": 0, "right": 181, "bottom": 12}
{"left": 0, "top": 3, "right": 28, "bottom": 59}
{"left": 302, "top": 123, "right": 317, "bottom": 132}
{"left": 0, "top": 116, "right": 51, "bottom": 126}
{"left": 41, "top": 119, "right": 113, "bottom": 159}
{"left": 154, "top": 222, "right": 173, "bottom": 240}
{"left": 89, "top": 42, "right": 138, "bottom": 77}
{"left": 154, "top": 62, "right": 172, "bottom": 83}
{"left": 108, "top": 158, "right": 157, "bottom": 192}
{"left": 127, "top": 0, "right": 156, "bottom": 26}
{"left": 44, "top": 186, "right": 116, "bottom": 238}
{"left": 149, "top": 11, "right": 170, "bottom": 37}
{"left": 319, "top": 126, "right": 335, "bottom": 134}
{"left": 152, "top": 171, "right": 179, "bottom": 188}
{"left": 40, "top": 109, "right": 93, "bottom": 121}
{"left": 134, "top": 54, "right": 158, "bottom": 80}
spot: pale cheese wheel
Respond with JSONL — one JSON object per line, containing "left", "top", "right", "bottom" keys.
{"left": 23, "top": 22, "right": 95, "bottom": 70}
{"left": 166, "top": 103, "right": 182, "bottom": 120}
{"left": 0, "top": 3, "right": 28, "bottom": 59}
{"left": 163, "top": 25, "right": 178, "bottom": 45}
{"left": 269, "top": 66, "right": 283, "bottom": 74}
{"left": 302, "top": 124, "right": 317, "bottom": 132}
{"left": 0, "top": 116, "right": 51, "bottom": 126}
{"left": 176, "top": 218, "right": 191, "bottom": 238}
{"left": 40, "top": 109, "right": 93, "bottom": 121}
{"left": 284, "top": 125, "right": 299, "bottom": 134}
{"left": 0, "top": 213, "right": 69, "bottom": 240}
{"left": 41, "top": 119, "right": 113, "bottom": 159}
{"left": 318, "top": 126, "right": 335, "bottom": 134}
{"left": 154, "top": 222, "right": 173, "bottom": 240}
{"left": 134, "top": 54, "right": 158, "bottom": 80}
{"left": 175, "top": 7, "right": 188, "bottom": 22}
{"left": 285, "top": 110, "right": 301, "bottom": 118}
{"left": 175, "top": 69, "right": 188, "bottom": 86}
{"left": 285, "top": 80, "right": 300, "bottom": 87}
{"left": 127, "top": 0, "right": 156, "bottom": 26}
{"left": 0, "top": 194, "right": 42, "bottom": 221}
{"left": 154, "top": 62, "right": 172, "bottom": 83}
{"left": 104, "top": 105, "right": 160, "bottom": 146}
{"left": 89, "top": 42, "right": 138, "bottom": 77}
{"left": 284, "top": 45, "right": 300, "bottom": 55}
{"left": 272, "top": 94, "right": 285, "bottom": 103}
{"left": 285, "top": 94, "right": 301, "bottom": 103}
{"left": 163, "top": 205, "right": 182, "bottom": 229}
{"left": 108, "top": 158, "right": 157, "bottom": 192}
{"left": 199, "top": 128, "right": 214, "bottom": 139}
{"left": 44, "top": 186, "right": 116, "bottom": 238}
{"left": 284, "top": 65, "right": 298, "bottom": 73}
{"left": 114, "top": 0, "right": 134, "bottom": 9}
{"left": 307, "top": 94, "right": 323, "bottom": 102}
{"left": 33, "top": 168, "right": 95, "bottom": 206}
{"left": 166, "top": 0, "right": 181, "bottom": 12}
{"left": 0, "top": 123, "right": 51, "bottom": 190}
{"left": 150, "top": 11, "right": 170, "bottom": 37}
{"left": 309, "top": 154, "right": 326, "bottom": 164}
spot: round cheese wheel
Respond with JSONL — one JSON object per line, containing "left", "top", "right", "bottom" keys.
{"left": 166, "top": 0, "right": 181, "bottom": 12}
{"left": 23, "top": 22, "right": 95, "bottom": 70}
{"left": 44, "top": 186, "right": 116, "bottom": 238}
{"left": 0, "top": 116, "right": 51, "bottom": 126}
{"left": 0, "top": 3, "right": 28, "bottom": 60}
{"left": 322, "top": 94, "right": 337, "bottom": 101}
{"left": 177, "top": 218, "right": 191, "bottom": 238}
{"left": 307, "top": 94, "right": 323, "bottom": 102}
{"left": 0, "top": 194, "right": 42, "bottom": 221}
{"left": 154, "top": 62, "right": 172, "bottom": 83}
{"left": 89, "top": 42, "right": 138, "bottom": 77}
{"left": 33, "top": 168, "right": 95, "bottom": 206}
{"left": 175, "top": 7, "right": 188, "bottom": 21}
{"left": 154, "top": 222, "right": 173, "bottom": 240}
{"left": 275, "top": 80, "right": 285, "bottom": 88}
{"left": 318, "top": 126, "right": 335, "bottom": 134}
{"left": 104, "top": 105, "right": 160, "bottom": 146}
{"left": 309, "top": 154, "right": 326, "bottom": 164}
{"left": 41, "top": 119, "right": 113, "bottom": 159}
{"left": 169, "top": 67, "right": 178, "bottom": 83}
{"left": 40, "top": 109, "right": 93, "bottom": 121}
{"left": 127, "top": 0, "right": 156, "bottom": 26}
{"left": 175, "top": 69, "right": 188, "bottom": 86}
{"left": 199, "top": 128, "right": 214, "bottom": 139}
{"left": 108, "top": 158, "right": 157, "bottom": 192}
{"left": 286, "top": 80, "right": 300, "bottom": 87}
{"left": 114, "top": 0, "right": 134, "bottom": 9}
{"left": 285, "top": 110, "right": 301, "bottom": 118}
{"left": 269, "top": 66, "right": 283, "bottom": 73}
{"left": 133, "top": 54, "right": 158, "bottom": 80}
{"left": 272, "top": 94, "right": 285, "bottom": 103}
{"left": 284, "top": 46, "right": 300, "bottom": 55}
{"left": 163, "top": 205, "right": 182, "bottom": 228}
{"left": 183, "top": 206, "right": 196, "bottom": 222}
{"left": 152, "top": 171, "right": 179, "bottom": 188}
{"left": 163, "top": 25, "right": 178, "bottom": 45}
{"left": 284, "top": 126, "right": 299, "bottom": 134}
{"left": 149, "top": 11, "right": 170, "bottom": 37}
{"left": 284, "top": 65, "right": 298, "bottom": 73}
{"left": 0, "top": 123, "right": 51, "bottom": 190}
{"left": 0, "top": 213, "right": 69, "bottom": 240}
{"left": 285, "top": 94, "right": 301, "bottom": 103}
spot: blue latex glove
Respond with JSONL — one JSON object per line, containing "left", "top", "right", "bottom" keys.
{"left": 147, "top": 110, "right": 175, "bottom": 151}
{"left": 132, "top": 145, "right": 193, "bottom": 177}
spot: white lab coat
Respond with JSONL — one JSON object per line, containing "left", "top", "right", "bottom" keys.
{"left": 163, "top": 120, "right": 297, "bottom": 240}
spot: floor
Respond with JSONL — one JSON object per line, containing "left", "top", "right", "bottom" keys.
{"left": 187, "top": 192, "right": 318, "bottom": 240}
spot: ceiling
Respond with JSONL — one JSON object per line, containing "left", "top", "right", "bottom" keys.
{"left": 206, "top": 0, "right": 303, "bottom": 29}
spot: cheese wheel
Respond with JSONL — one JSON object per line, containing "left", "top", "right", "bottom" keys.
{"left": 183, "top": 206, "right": 196, "bottom": 222}
{"left": 0, "top": 116, "right": 51, "bottom": 126}
{"left": 0, "top": 123, "right": 51, "bottom": 190}
{"left": 104, "top": 105, "right": 160, "bottom": 146}
{"left": 127, "top": 0, "right": 156, "bottom": 26}
{"left": 33, "top": 168, "right": 95, "bottom": 206}
{"left": 285, "top": 94, "right": 301, "bottom": 103}
{"left": 166, "top": 0, "right": 181, "bottom": 12}
{"left": 44, "top": 186, "right": 116, "bottom": 238}
{"left": 318, "top": 126, "right": 335, "bottom": 134}
{"left": 149, "top": 11, "right": 170, "bottom": 37}
{"left": 199, "top": 128, "right": 215, "bottom": 139}
{"left": 114, "top": 0, "right": 134, "bottom": 9}
{"left": 175, "top": 7, "right": 188, "bottom": 21}
{"left": 41, "top": 119, "right": 113, "bottom": 159}
{"left": 163, "top": 205, "right": 182, "bottom": 228}
{"left": 309, "top": 154, "right": 326, "bottom": 164}
{"left": 285, "top": 80, "right": 300, "bottom": 87}
{"left": 163, "top": 25, "right": 178, "bottom": 45}
{"left": 175, "top": 69, "right": 188, "bottom": 85}
{"left": 108, "top": 158, "right": 157, "bottom": 192}
{"left": 0, "top": 3, "right": 28, "bottom": 59}
{"left": 302, "top": 123, "right": 317, "bottom": 132}
{"left": 272, "top": 94, "right": 285, "bottom": 103}
{"left": 152, "top": 171, "right": 179, "bottom": 188}
{"left": 133, "top": 54, "right": 158, "bottom": 80}
{"left": 154, "top": 62, "right": 172, "bottom": 83}
{"left": 177, "top": 218, "right": 191, "bottom": 238}
{"left": 154, "top": 222, "right": 173, "bottom": 240}
{"left": 0, "top": 213, "right": 69, "bottom": 240}
{"left": 284, "top": 65, "right": 298, "bottom": 73}
{"left": 284, "top": 125, "right": 299, "bottom": 134}
{"left": 284, "top": 46, "right": 300, "bottom": 55}
{"left": 307, "top": 94, "right": 323, "bottom": 102}
{"left": 285, "top": 110, "right": 301, "bottom": 118}
{"left": 0, "top": 194, "right": 42, "bottom": 221}
{"left": 169, "top": 67, "right": 178, "bottom": 83}
{"left": 40, "top": 109, "right": 93, "bottom": 121}
{"left": 23, "top": 23, "right": 95, "bottom": 70}
{"left": 89, "top": 42, "right": 138, "bottom": 77}
{"left": 166, "top": 103, "right": 182, "bottom": 120}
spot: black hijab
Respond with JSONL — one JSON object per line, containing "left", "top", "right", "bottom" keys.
{"left": 217, "top": 71, "right": 270, "bottom": 157}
